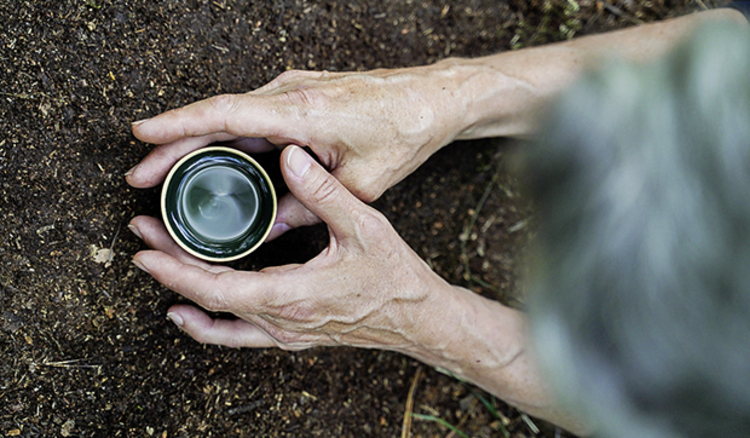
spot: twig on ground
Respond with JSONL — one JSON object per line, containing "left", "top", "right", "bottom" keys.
{"left": 36, "top": 359, "right": 101, "bottom": 369}
{"left": 600, "top": 1, "right": 645, "bottom": 25}
{"left": 522, "top": 413, "right": 540, "bottom": 434}
{"left": 401, "top": 366, "right": 423, "bottom": 438}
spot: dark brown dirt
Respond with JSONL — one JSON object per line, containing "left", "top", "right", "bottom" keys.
{"left": 1, "top": 1, "right": 718, "bottom": 437}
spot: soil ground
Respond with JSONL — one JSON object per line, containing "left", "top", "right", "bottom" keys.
{"left": 0, "top": 1, "right": 723, "bottom": 437}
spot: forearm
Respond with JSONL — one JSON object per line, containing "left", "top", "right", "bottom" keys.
{"left": 400, "top": 284, "right": 590, "bottom": 435}
{"left": 434, "top": 8, "right": 749, "bottom": 140}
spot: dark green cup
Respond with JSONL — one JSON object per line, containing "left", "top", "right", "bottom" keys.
{"left": 161, "top": 147, "right": 277, "bottom": 262}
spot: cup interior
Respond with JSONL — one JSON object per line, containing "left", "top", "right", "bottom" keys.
{"left": 181, "top": 165, "right": 260, "bottom": 242}
{"left": 161, "top": 147, "right": 276, "bottom": 262}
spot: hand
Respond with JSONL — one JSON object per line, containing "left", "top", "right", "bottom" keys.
{"left": 129, "top": 145, "right": 455, "bottom": 352}
{"left": 127, "top": 65, "right": 470, "bottom": 240}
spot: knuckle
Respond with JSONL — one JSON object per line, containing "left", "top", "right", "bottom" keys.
{"left": 207, "top": 94, "right": 241, "bottom": 132}
{"left": 262, "top": 324, "right": 301, "bottom": 346}
{"left": 200, "top": 274, "right": 233, "bottom": 312}
{"left": 276, "top": 69, "right": 307, "bottom": 82}
{"left": 202, "top": 293, "right": 228, "bottom": 313}
{"left": 207, "top": 93, "right": 239, "bottom": 114}
{"left": 256, "top": 282, "right": 317, "bottom": 324}
{"left": 277, "top": 302, "right": 317, "bottom": 324}
{"left": 356, "top": 208, "right": 390, "bottom": 237}
{"left": 283, "top": 88, "right": 327, "bottom": 111}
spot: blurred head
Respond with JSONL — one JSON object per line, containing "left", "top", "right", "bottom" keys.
{"left": 524, "top": 23, "right": 750, "bottom": 438}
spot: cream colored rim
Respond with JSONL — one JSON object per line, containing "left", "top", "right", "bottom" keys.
{"left": 160, "top": 146, "right": 277, "bottom": 263}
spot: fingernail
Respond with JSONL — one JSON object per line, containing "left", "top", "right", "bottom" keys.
{"left": 132, "top": 259, "right": 150, "bottom": 274}
{"left": 268, "top": 222, "right": 291, "bottom": 240}
{"left": 124, "top": 164, "right": 138, "bottom": 178}
{"left": 131, "top": 118, "right": 150, "bottom": 126}
{"left": 167, "top": 312, "right": 184, "bottom": 328}
{"left": 128, "top": 224, "right": 143, "bottom": 240}
{"left": 286, "top": 146, "right": 311, "bottom": 178}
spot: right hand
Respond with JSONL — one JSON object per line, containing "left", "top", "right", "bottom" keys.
{"left": 127, "top": 64, "right": 470, "bottom": 239}
{"left": 129, "top": 145, "right": 458, "bottom": 354}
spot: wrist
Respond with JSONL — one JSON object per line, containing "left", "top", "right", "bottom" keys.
{"left": 400, "top": 285, "right": 588, "bottom": 433}
{"left": 398, "top": 282, "right": 527, "bottom": 387}
{"left": 429, "top": 56, "right": 546, "bottom": 140}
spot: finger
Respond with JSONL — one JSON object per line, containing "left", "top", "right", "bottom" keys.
{"left": 227, "top": 137, "right": 277, "bottom": 153}
{"left": 280, "top": 145, "right": 366, "bottom": 239}
{"left": 133, "top": 250, "right": 251, "bottom": 312}
{"left": 128, "top": 216, "right": 232, "bottom": 274}
{"left": 265, "top": 192, "right": 321, "bottom": 241}
{"left": 126, "top": 133, "right": 238, "bottom": 188}
{"left": 131, "top": 93, "right": 308, "bottom": 146}
{"left": 166, "top": 304, "right": 280, "bottom": 348}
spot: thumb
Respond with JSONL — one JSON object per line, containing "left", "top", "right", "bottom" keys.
{"left": 280, "top": 145, "right": 363, "bottom": 239}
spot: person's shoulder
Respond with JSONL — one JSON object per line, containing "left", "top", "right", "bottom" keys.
{"left": 725, "top": 1, "right": 750, "bottom": 23}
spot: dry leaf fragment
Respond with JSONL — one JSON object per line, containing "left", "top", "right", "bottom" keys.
{"left": 90, "top": 244, "right": 114, "bottom": 268}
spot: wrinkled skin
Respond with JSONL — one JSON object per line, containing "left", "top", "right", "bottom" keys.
{"left": 127, "top": 66, "right": 469, "bottom": 239}
{"left": 130, "top": 146, "right": 457, "bottom": 353}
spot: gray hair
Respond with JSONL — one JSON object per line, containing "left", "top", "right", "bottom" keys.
{"left": 523, "top": 23, "right": 750, "bottom": 438}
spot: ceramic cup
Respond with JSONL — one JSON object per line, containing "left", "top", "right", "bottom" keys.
{"left": 161, "top": 147, "right": 277, "bottom": 262}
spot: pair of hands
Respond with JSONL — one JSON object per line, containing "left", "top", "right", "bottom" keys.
{"left": 126, "top": 66, "right": 467, "bottom": 353}
{"left": 125, "top": 43, "right": 586, "bottom": 436}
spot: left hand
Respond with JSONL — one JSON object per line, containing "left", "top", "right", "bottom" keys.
{"left": 129, "top": 145, "right": 455, "bottom": 351}
{"left": 127, "top": 66, "right": 471, "bottom": 241}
